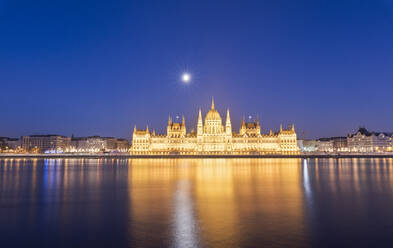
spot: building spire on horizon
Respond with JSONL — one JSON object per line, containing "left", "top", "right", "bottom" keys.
{"left": 211, "top": 97, "right": 215, "bottom": 110}
{"left": 198, "top": 108, "right": 202, "bottom": 123}
{"left": 226, "top": 109, "right": 231, "bottom": 125}
{"left": 225, "top": 108, "right": 232, "bottom": 135}
{"left": 197, "top": 108, "right": 203, "bottom": 135}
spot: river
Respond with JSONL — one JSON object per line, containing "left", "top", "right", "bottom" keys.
{"left": 1, "top": 158, "right": 393, "bottom": 247}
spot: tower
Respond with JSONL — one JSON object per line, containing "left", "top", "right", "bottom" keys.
{"left": 240, "top": 116, "right": 246, "bottom": 135}
{"left": 197, "top": 108, "right": 203, "bottom": 152}
{"left": 225, "top": 109, "right": 232, "bottom": 151}
{"left": 256, "top": 116, "right": 261, "bottom": 134}
{"left": 225, "top": 109, "right": 232, "bottom": 135}
{"left": 168, "top": 115, "right": 172, "bottom": 126}
{"left": 181, "top": 115, "right": 186, "bottom": 136}
{"left": 167, "top": 116, "right": 172, "bottom": 135}
{"left": 197, "top": 108, "right": 203, "bottom": 135}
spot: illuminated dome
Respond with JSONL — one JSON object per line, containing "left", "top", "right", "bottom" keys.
{"left": 205, "top": 98, "right": 222, "bottom": 121}
{"left": 205, "top": 99, "right": 221, "bottom": 121}
{"left": 204, "top": 98, "right": 224, "bottom": 135}
{"left": 205, "top": 109, "right": 222, "bottom": 121}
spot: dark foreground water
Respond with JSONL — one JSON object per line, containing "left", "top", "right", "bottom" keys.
{"left": 1, "top": 158, "right": 393, "bottom": 248}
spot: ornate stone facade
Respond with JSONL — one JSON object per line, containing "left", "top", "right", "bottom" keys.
{"left": 347, "top": 127, "right": 393, "bottom": 153}
{"left": 130, "top": 99, "right": 299, "bottom": 155}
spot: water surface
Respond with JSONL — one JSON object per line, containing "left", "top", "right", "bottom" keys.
{"left": 1, "top": 158, "right": 393, "bottom": 247}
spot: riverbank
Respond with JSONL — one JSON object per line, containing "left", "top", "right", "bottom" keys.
{"left": 1, "top": 153, "right": 393, "bottom": 159}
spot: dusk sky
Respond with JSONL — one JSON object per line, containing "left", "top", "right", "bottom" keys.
{"left": 1, "top": 0, "right": 393, "bottom": 139}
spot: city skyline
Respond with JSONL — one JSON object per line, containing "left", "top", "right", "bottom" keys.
{"left": 1, "top": 1, "right": 393, "bottom": 139}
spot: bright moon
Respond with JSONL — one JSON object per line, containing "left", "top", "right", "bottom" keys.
{"left": 182, "top": 73, "right": 191, "bottom": 83}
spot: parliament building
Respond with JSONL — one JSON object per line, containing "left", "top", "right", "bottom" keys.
{"left": 130, "top": 99, "right": 299, "bottom": 155}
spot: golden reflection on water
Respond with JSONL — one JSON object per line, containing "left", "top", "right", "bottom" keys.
{"left": 128, "top": 158, "right": 305, "bottom": 247}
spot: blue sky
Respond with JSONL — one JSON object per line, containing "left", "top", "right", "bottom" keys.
{"left": 1, "top": 0, "right": 393, "bottom": 139}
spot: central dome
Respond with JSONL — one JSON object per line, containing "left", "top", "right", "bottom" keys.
{"left": 205, "top": 98, "right": 222, "bottom": 121}
{"left": 205, "top": 109, "right": 222, "bottom": 121}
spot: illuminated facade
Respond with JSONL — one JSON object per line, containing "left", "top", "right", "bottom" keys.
{"left": 130, "top": 99, "right": 299, "bottom": 155}
{"left": 347, "top": 127, "right": 393, "bottom": 153}
{"left": 70, "top": 136, "right": 130, "bottom": 153}
{"left": 21, "top": 135, "right": 71, "bottom": 153}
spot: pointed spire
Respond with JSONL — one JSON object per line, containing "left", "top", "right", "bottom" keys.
{"left": 168, "top": 115, "right": 172, "bottom": 125}
{"left": 292, "top": 123, "right": 295, "bottom": 131}
{"left": 226, "top": 109, "right": 231, "bottom": 125}
{"left": 152, "top": 129, "right": 156, "bottom": 135}
{"left": 198, "top": 108, "right": 202, "bottom": 123}
{"left": 280, "top": 124, "right": 283, "bottom": 132}
{"left": 134, "top": 125, "right": 136, "bottom": 132}
{"left": 197, "top": 108, "right": 203, "bottom": 135}
{"left": 211, "top": 97, "right": 215, "bottom": 109}
{"left": 182, "top": 115, "right": 185, "bottom": 125}
{"left": 226, "top": 108, "right": 232, "bottom": 134}
{"left": 146, "top": 125, "right": 149, "bottom": 133}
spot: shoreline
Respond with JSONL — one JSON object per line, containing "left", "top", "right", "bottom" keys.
{"left": 1, "top": 154, "right": 393, "bottom": 159}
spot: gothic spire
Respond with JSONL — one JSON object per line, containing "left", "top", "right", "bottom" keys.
{"left": 211, "top": 97, "right": 215, "bottom": 110}
{"left": 198, "top": 108, "right": 202, "bottom": 123}
{"left": 226, "top": 109, "right": 231, "bottom": 125}
{"left": 197, "top": 108, "right": 203, "bottom": 135}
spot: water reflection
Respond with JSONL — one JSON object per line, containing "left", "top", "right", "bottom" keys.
{"left": 1, "top": 158, "right": 393, "bottom": 247}
{"left": 173, "top": 180, "right": 199, "bottom": 248}
{"left": 127, "top": 159, "right": 305, "bottom": 247}
{"left": 303, "top": 159, "right": 312, "bottom": 201}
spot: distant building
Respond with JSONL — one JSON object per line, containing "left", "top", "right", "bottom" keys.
{"left": 71, "top": 136, "right": 105, "bottom": 153}
{"left": 21, "top": 135, "right": 71, "bottom": 153}
{"left": 103, "top": 137, "right": 129, "bottom": 152}
{"left": 0, "top": 137, "right": 20, "bottom": 150}
{"left": 316, "top": 138, "right": 334, "bottom": 152}
{"left": 331, "top": 137, "right": 348, "bottom": 152}
{"left": 318, "top": 137, "right": 348, "bottom": 152}
{"left": 71, "top": 136, "right": 129, "bottom": 153}
{"left": 116, "top": 139, "right": 130, "bottom": 152}
{"left": 298, "top": 139, "right": 318, "bottom": 152}
{"left": 299, "top": 137, "right": 348, "bottom": 153}
{"left": 347, "top": 127, "right": 393, "bottom": 153}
